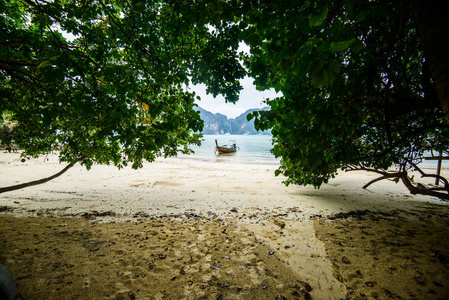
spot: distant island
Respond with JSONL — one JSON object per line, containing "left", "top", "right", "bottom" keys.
{"left": 194, "top": 106, "right": 271, "bottom": 135}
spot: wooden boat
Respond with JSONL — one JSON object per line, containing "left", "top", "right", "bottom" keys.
{"left": 215, "top": 139, "right": 237, "bottom": 154}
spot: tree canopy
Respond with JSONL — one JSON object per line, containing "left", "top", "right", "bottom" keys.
{"left": 2, "top": 0, "right": 449, "bottom": 199}
{"left": 238, "top": 0, "right": 449, "bottom": 198}
{"left": 0, "top": 0, "right": 244, "bottom": 172}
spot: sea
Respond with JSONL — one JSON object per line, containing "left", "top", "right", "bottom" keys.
{"left": 177, "top": 134, "right": 447, "bottom": 170}
{"left": 177, "top": 134, "right": 278, "bottom": 165}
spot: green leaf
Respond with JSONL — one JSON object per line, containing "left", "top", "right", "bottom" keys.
{"left": 351, "top": 39, "right": 364, "bottom": 53}
{"left": 274, "top": 82, "right": 283, "bottom": 92}
{"left": 310, "top": 60, "right": 328, "bottom": 88}
{"left": 37, "top": 61, "right": 52, "bottom": 68}
{"left": 297, "top": 41, "right": 314, "bottom": 58}
{"left": 311, "top": 68, "right": 328, "bottom": 88}
{"left": 329, "top": 39, "right": 355, "bottom": 53}
{"left": 326, "top": 59, "right": 340, "bottom": 83}
{"left": 328, "top": 60, "right": 340, "bottom": 75}
{"left": 316, "top": 41, "right": 330, "bottom": 53}
{"left": 354, "top": 10, "right": 368, "bottom": 24}
{"left": 308, "top": 7, "right": 328, "bottom": 27}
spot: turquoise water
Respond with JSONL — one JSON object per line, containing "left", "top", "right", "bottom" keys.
{"left": 178, "top": 134, "right": 278, "bottom": 165}
{"left": 177, "top": 134, "right": 447, "bottom": 170}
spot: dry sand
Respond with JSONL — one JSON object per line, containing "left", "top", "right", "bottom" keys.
{"left": 0, "top": 151, "right": 448, "bottom": 299}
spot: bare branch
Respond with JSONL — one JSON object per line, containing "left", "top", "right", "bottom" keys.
{"left": 0, "top": 162, "right": 77, "bottom": 194}
{"left": 0, "top": 59, "right": 37, "bottom": 67}
{"left": 362, "top": 172, "right": 402, "bottom": 189}
{"left": 346, "top": 165, "right": 449, "bottom": 201}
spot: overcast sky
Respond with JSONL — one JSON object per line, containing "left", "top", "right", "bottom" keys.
{"left": 190, "top": 76, "right": 280, "bottom": 119}
{"left": 189, "top": 43, "right": 281, "bottom": 119}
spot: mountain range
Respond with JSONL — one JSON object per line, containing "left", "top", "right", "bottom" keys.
{"left": 194, "top": 106, "right": 271, "bottom": 135}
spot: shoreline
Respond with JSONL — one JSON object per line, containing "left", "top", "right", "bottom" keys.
{"left": 1, "top": 152, "right": 449, "bottom": 299}
{"left": 1, "top": 151, "right": 447, "bottom": 221}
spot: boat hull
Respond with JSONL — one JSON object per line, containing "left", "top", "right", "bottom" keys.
{"left": 215, "top": 139, "right": 237, "bottom": 154}
{"left": 216, "top": 146, "right": 237, "bottom": 154}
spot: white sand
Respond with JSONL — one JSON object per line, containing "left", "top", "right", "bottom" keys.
{"left": 1, "top": 151, "right": 448, "bottom": 299}
{"left": 1, "top": 151, "right": 446, "bottom": 219}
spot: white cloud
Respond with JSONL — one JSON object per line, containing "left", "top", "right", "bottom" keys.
{"left": 191, "top": 76, "right": 280, "bottom": 119}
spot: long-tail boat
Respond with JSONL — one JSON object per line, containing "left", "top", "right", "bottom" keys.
{"left": 215, "top": 139, "right": 237, "bottom": 154}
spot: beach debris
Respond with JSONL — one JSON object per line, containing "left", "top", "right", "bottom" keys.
{"left": 341, "top": 256, "right": 351, "bottom": 264}
{"left": 309, "top": 214, "right": 323, "bottom": 219}
{"left": 384, "top": 289, "right": 400, "bottom": 298}
{"left": 273, "top": 218, "right": 285, "bottom": 229}
{"left": 288, "top": 206, "right": 301, "bottom": 213}
{"left": 298, "top": 280, "right": 313, "bottom": 292}
{"left": 133, "top": 211, "right": 150, "bottom": 219}
{"left": 115, "top": 290, "right": 136, "bottom": 300}
{"left": 332, "top": 240, "right": 343, "bottom": 246}
{"left": 230, "top": 208, "right": 238, "bottom": 213}
{"left": 82, "top": 210, "right": 116, "bottom": 219}
{"left": 267, "top": 250, "right": 275, "bottom": 255}
{"left": 0, "top": 206, "right": 11, "bottom": 212}
{"left": 414, "top": 276, "right": 426, "bottom": 286}
{"left": 273, "top": 213, "right": 288, "bottom": 217}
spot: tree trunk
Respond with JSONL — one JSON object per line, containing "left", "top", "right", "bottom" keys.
{"left": 413, "top": 0, "right": 449, "bottom": 123}
{"left": 0, "top": 162, "right": 76, "bottom": 194}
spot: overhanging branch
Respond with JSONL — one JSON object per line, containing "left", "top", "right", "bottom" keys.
{"left": 0, "top": 162, "right": 77, "bottom": 194}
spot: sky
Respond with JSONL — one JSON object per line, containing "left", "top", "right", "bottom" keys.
{"left": 189, "top": 43, "right": 281, "bottom": 119}
{"left": 190, "top": 76, "right": 280, "bottom": 119}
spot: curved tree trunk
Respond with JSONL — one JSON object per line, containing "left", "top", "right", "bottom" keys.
{"left": 413, "top": 0, "right": 449, "bottom": 123}
{"left": 0, "top": 162, "right": 76, "bottom": 194}
{"left": 347, "top": 166, "right": 449, "bottom": 201}
{"left": 399, "top": 173, "right": 449, "bottom": 200}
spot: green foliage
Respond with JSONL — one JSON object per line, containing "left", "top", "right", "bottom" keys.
{"left": 235, "top": 0, "right": 449, "bottom": 187}
{"left": 2, "top": 0, "right": 449, "bottom": 191}
{"left": 0, "top": 0, "right": 244, "bottom": 169}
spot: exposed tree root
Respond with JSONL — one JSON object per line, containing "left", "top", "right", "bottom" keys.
{"left": 347, "top": 165, "right": 449, "bottom": 201}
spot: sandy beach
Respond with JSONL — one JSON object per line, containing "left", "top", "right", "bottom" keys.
{"left": 1, "top": 151, "right": 449, "bottom": 299}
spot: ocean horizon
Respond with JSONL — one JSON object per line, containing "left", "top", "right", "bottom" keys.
{"left": 176, "top": 134, "right": 447, "bottom": 170}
